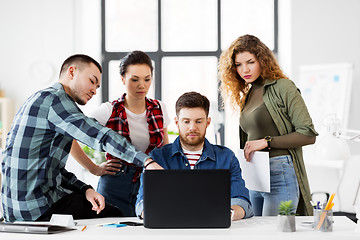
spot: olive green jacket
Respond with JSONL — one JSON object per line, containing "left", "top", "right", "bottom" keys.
{"left": 239, "top": 78, "right": 318, "bottom": 216}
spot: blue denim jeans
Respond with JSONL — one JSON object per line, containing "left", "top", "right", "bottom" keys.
{"left": 249, "top": 155, "right": 299, "bottom": 216}
{"left": 97, "top": 165, "right": 140, "bottom": 217}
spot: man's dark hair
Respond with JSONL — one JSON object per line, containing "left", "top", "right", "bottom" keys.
{"left": 175, "top": 92, "right": 210, "bottom": 117}
{"left": 59, "top": 54, "right": 102, "bottom": 77}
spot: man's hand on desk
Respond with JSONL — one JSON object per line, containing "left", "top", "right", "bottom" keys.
{"left": 231, "top": 205, "right": 245, "bottom": 221}
{"left": 85, "top": 189, "right": 105, "bottom": 214}
{"left": 144, "top": 158, "right": 163, "bottom": 170}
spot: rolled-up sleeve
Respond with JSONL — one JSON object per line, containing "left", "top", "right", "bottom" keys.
{"left": 48, "top": 95, "right": 150, "bottom": 166}
{"left": 231, "top": 198, "right": 254, "bottom": 219}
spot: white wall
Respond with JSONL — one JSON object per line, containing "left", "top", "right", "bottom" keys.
{"left": 0, "top": 0, "right": 102, "bottom": 186}
{"left": 0, "top": 0, "right": 102, "bottom": 113}
{"left": 1, "top": 0, "right": 72, "bottom": 106}
{"left": 290, "top": 0, "right": 360, "bottom": 133}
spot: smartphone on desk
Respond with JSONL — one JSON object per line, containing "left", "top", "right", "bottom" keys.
{"left": 119, "top": 221, "right": 143, "bottom": 226}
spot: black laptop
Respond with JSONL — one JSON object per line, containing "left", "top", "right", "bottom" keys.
{"left": 143, "top": 169, "right": 231, "bottom": 228}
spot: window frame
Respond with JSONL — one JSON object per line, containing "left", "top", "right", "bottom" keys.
{"left": 100, "top": 0, "right": 278, "bottom": 144}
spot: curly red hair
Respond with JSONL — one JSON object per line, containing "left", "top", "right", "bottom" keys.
{"left": 218, "top": 35, "right": 287, "bottom": 110}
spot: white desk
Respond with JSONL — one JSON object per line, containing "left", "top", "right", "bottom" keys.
{"left": 0, "top": 216, "right": 357, "bottom": 240}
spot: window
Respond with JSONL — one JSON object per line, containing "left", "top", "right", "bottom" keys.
{"left": 101, "top": 0, "right": 277, "bottom": 144}
{"left": 161, "top": 0, "right": 218, "bottom": 51}
{"left": 105, "top": 0, "right": 158, "bottom": 52}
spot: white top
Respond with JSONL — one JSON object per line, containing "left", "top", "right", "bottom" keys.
{"left": 182, "top": 148, "right": 202, "bottom": 169}
{"left": 88, "top": 101, "right": 170, "bottom": 152}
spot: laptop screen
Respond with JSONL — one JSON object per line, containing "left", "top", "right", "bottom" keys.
{"left": 143, "top": 169, "right": 231, "bottom": 228}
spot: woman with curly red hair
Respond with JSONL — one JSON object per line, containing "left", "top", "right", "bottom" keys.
{"left": 219, "top": 34, "right": 318, "bottom": 216}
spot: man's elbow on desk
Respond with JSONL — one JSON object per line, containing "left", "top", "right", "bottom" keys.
{"left": 231, "top": 205, "right": 245, "bottom": 221}
{"left": 231, "top": 198, "right": 254, "bottom": 219}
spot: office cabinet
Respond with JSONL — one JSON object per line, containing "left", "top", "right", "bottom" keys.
{"left": 0, "top": 98, "right": 14, "bottom": 150}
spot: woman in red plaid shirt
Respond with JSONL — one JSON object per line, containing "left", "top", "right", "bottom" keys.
{"left": 71, "top": 51, "right": 170, "bottom": 216}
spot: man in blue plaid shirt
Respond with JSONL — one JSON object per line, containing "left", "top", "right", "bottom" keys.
{"left": 1, "top": 54, "right": 162, "bottom": 222}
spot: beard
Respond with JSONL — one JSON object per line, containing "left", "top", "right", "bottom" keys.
{"left": 72, "top": 90, "right": 90, "bottom": 105}
{"left": 71, "top": 83, "right": 90, "bottom": 105}
{"left": 74, "top": 95, "right": 87, "bottom": 105}
{"left": 179, "top": 131, "right": 206, "bottom": 149}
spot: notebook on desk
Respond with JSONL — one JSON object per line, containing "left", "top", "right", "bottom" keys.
{"left": 0, "top": 222, "right": 75, "bottom": 234}
{"left": 143, "top": 169, "right": 231, "bottom": 228}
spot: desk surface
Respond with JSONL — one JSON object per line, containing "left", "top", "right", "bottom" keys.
{"left": 0, "top": 216, "right": 358, "bottom": 240}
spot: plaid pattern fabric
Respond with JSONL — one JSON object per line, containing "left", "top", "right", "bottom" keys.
{"left": 105, "top": 94, "right": 164, "bottom": 183}
{"left": 1, "top": 83, "right": 149, "bottom": 222}
{"left": 105, "top": 93, "right": 164, "bottom": 156}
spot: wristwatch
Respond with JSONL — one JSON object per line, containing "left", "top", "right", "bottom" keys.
{"left": 264, "top": 136, "right": 272, "bottom": 150}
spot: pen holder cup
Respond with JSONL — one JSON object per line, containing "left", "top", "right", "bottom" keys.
{"left": 314, "top": 209, "right": 333, "bottom": 232}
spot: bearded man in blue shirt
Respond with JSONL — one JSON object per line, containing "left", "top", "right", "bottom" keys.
{"left": 136, "top": 92, "right": 253, "bottom": 220}
{"left": 1, "top": 54, "right": 161, "bottom": 222}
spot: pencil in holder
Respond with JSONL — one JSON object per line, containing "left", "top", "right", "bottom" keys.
{"left": 314, "top": 209, "right": 333, "bottom": 232}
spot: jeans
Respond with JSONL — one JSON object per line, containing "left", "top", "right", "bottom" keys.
{"left": 249, "top": 155, "right": 299, "bottom": 216}
{"left": 97, "top": 164, "right": 140, "bottom": 217}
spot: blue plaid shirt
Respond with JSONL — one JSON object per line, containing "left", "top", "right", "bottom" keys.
{"left": 1, "top": 82, "right": 149, "bottom": 222}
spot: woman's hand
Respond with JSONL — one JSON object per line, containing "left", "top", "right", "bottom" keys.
{"left": 244, "top": 139, "right": 267, "bottom": 162}
{"left": 91, "top": 159, "right": 122, "bottom": 176}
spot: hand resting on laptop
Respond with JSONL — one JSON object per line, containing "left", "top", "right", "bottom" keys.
{"left": 144, "top": 158, "right": 164, "bottom": 170}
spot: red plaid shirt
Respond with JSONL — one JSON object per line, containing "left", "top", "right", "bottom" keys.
{"left": 105, "top": 94, "right": 164, "bottom": 174}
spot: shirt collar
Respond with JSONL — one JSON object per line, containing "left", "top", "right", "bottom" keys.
{"left": 263, "top": 78, "right": 278, "bottom": 87}
{"left": 52, "top": 82, "right": 65, "bottom": 90}
{"left": 51, "top": 82, "right": 75, "bottom": 103}
{"left": 116, "top": 93, "right": 155, "bottom": 111}
{"left": 171, "top": 136, "right": 216, "bottom": 162}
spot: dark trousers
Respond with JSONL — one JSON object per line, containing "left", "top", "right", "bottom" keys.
{"left": 36, "top": 192, "right": 123, "bottom": 221}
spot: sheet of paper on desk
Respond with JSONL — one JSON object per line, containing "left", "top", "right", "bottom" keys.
{"left": 237, "top": 149, "right": 270, "bottom": 193}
